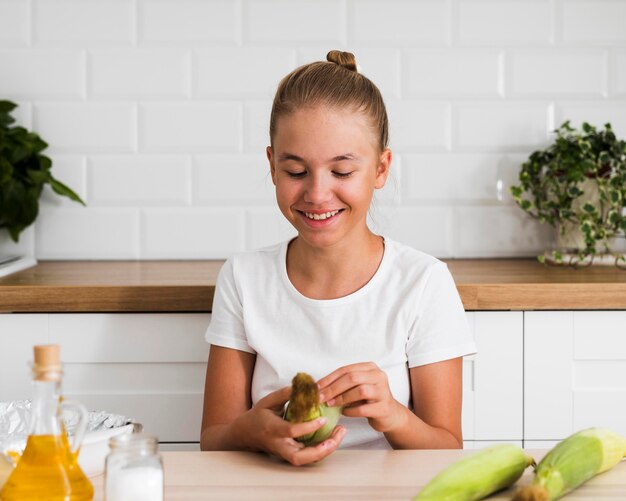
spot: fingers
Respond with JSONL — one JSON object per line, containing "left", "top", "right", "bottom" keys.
{"left": 319, "top": 366, "right": 387, "bottom": 407}
{"left": 256, "top": 385, "right": 292, "bottom": 412}
{"left": 325, "top": 383, "right": 378, "bottom": 408}
{"left": 274, "top": 416, "right": 330, "bottom": 440}
{"left": 316, "top": 361, "right": 379, "bottom": 390}
{"left": 282, "top": 426, "right": 347, "bottom": 466}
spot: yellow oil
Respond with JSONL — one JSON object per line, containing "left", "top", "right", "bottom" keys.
{"left": 0, "top": 434, "right": 93, "bottom": 500}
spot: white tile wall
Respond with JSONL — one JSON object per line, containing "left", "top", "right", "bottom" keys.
{"left": 0, "top": 0, "right": 29, "bottom": 47}
{"left": 32, "top": 0, "right": 135, "bottom": 46}
{"left": 0, "top": 0, "right": 624, "bottom": 259}
{"left": 139, "top": 0, "right": 241, "bottom": 45}
{"left": 456, "top": 0, "right": 553, "bottom": 45}
{"left": 90, "top": 49, "right": 191, "bottom": 98}
{"left": 560, "top": 0, "right": 626, "bottom": 45}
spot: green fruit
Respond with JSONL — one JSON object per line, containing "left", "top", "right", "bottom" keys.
{"left": 283, "top": 372, "right": 343, "bottom": 446}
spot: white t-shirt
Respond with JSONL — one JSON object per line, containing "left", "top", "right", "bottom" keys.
{"left": 205, "top": 237, "right": 477, "bottom": 449}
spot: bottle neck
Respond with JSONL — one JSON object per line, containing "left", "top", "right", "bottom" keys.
{"left": 29, "top": 379, "right": 64, "bottom": 436}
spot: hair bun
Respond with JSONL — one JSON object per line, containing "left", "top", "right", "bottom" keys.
{"left": 326, "top": 50, "right": 358, "bottom": 72}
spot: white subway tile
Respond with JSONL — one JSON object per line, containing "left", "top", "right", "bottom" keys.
{"left": 508, "top": 50, "right": 607, "bottom": 97}
{"left": 454, "top": 103, "right": 550, "bottom": 151}
{"left": 387, "top": 101, "right": 450, "bottom": 151}
{"left": 245, "top": 206, "right": 297, "bottom": 250}
{"left": 403, "top": 153, "right": 524, "bottom": 203}
{"left": 297, "top": 48, "right": 402, "bottom": 100}
{"left": 246, "top": 0, "right": 344, "bottom": 44}
{"left": 9, "top": 101, "right": 32, "bottom": 129}
{"left": 33, "top": 0, "right": 134, "bottom": 46}
{"left": 369, "top": 205, "right": 454, "bottom": 258}
{"left": 90, "top": 49, "right": 190, "bottom": 98}
{"left": 0, "top": 0, "right": 29, "bottom": 46}
{"left": 351, "top": 0, "right": 449, "bottom": 46}
{"left": 453, "top": 206, "right": 553, "bottom": 257}
{"left": 193, "top": 154, "right": 274, "bottom": 205}
{"left": 35, "top": 208, "right": 140, "bottom": 259}
{"left": 140, "top": 103, "right": 241, "bottom": 153}
{"left": 244, "top": 101, "right": 272, "bottom": 152}
{"left": 34, "top": 103, "right": 136, "bottom": 153}
{"left": 0, "top": 226, "right": 34, "bottom": 257}
{"left": 614, "top": 50, "right": 626, "bottom": 97}
{"left": 89, "top": 155, "right": 190, "bottom": 206}
{"left": 555, "top": 103, "right": 626, "bottom": 139}
{"left": 139, "top": 0, "right": 240, "bottom": 45}
{"left": 40, "top": 155, "right": 87, "bottom": 208}
{"left": 0, "top": 50, "right": 84, "bottom": 98}
{"left": 561, "top": 0, "right": 626, "bottom": 44}
{"left": 406, "top": 50, "right": 502, "bottom": 97}
{"left": 141, "top": 208, "right": 245, "bottom": 258}
{"left": 195, "top": 48, "right": 296, "bottom": 98}
{"left": 457, "top": 0, "right": 552, "bottom": 45}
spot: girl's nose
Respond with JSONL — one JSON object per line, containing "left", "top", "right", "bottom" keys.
{"left": 303, "top": 173, "right": 332, "bottom": 205}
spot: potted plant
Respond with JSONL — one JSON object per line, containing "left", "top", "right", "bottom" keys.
{"left": 0, "top": 100, "right": 84, "bottom": 243}
{"left": 510, "top": 120, "right": 626, "bottom": 268}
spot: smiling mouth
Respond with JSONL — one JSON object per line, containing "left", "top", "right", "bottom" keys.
{"left": 299, "top": 209, "right": 343, "bottom": 221}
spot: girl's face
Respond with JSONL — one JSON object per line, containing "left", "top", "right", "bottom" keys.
{"left": 267, "top": 105, "right": 391, "bottom": 250}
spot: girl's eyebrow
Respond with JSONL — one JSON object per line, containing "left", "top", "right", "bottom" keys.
{"left": 278, "top": 152, "right": 358, "bottom": 162}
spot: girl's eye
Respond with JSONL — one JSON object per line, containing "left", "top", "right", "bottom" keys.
{"left": 333, "top": 171, "right": 353, "bottom": 178}
{"left": 286, "top": 171, "right": 306, "bottom": 178}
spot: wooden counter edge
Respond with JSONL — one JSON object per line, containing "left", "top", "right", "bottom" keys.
{"left": 0, "top": 285, "right": 214, "bottom": 313}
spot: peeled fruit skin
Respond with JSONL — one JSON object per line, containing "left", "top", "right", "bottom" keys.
{"left": 283, "top": 372, "right": 343, "bottom": 447}
{"left": 414, "top": 444, "right": 535, "bottom": 501}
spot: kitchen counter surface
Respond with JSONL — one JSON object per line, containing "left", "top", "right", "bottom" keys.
{"left": 90, "top": 449, "right": 626, "bottom": 500}
{"left": 1, "top": 258, "right": 626, "bottom": 313}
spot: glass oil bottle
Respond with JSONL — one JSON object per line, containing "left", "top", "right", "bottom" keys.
{"left": 0, "top": 344, "right": 94, "bottom": 500}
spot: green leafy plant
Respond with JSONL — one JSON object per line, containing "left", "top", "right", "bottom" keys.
{"left": 511, "top": 121, "right": 626, "bottom": 267}
{"left": 0, "top": 100, "right": 85, "bottom": 242}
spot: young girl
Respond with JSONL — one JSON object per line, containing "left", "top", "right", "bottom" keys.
{"left": 200, "top": 50, "right": 476, "bottom": 465}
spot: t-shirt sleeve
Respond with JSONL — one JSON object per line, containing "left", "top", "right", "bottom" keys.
{"left": 205, "top": 258, "right": 256, "bottom": 354}
{"left": 406, "top": 262, "right": 476, "bottom": 367}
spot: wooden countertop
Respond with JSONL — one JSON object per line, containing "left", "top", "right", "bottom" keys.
{"left": 1, "top": 259, "right": 626, "bottom": 313}
{"left": 90, "top": 449, "right": 626, "bottom": 500}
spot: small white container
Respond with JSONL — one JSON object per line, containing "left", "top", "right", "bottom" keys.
{"left": 104, "top": 434, "right": 163, "bottom": 501}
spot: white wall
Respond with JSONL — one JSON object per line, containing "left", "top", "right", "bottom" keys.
{"left": 1, "top": 0, "right": 625, "bottom": 260}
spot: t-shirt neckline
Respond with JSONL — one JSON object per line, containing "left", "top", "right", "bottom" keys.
{"left": 279, "top": 236, "right": 393, "bottom": 307}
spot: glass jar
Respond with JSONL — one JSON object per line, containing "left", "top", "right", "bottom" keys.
{"left": 104, "top": 434, "right": 163, "bottom": 501}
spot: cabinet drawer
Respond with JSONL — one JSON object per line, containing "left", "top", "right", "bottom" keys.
{"left": 525, "top": 311, "right": 626, "bottom": 440}
{"left": 462, "top": 311, "right": 523, "bottom": 441}
{"left": 49, "top": 313, "right": 211, "bottom": 362}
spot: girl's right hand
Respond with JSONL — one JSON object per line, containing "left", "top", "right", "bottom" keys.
{"left": 236, "top": 385, "right": 346, "bottom": 466}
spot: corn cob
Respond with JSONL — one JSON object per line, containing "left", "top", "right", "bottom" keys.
{"left": 413, "top": 444, "right": 535, "bottom": 501}
{"left": 513, "top": 427, "right": 626, "bottom": 501}
{"left": 283, "top": 372, "right": 342, "bottom": 447}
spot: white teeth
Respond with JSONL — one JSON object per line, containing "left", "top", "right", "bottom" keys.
{"left": 304, "top": 210, "right": 339, "bottom": 220}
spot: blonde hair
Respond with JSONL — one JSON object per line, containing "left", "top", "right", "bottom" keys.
{"left": 269, "top": 50, "right": 389, "bottom": 151}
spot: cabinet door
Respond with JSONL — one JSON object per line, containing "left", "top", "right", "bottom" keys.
{"left": 0, "top": 314, "right": 48, "bottom": 400}
{"left": 49, "top": 313, "right": 211, "bottom": 443}
{"left": 525, "top": 311, "right": 626, "bottom": 440}
{"left": 462, "top": 311, "right": 523, "bottom": 443}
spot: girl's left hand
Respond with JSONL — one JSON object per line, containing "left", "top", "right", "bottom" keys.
{"left": 317, "top": 362, "right": 405, "bottom": 434}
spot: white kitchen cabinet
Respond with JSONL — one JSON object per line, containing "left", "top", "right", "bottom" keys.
{"left": 525, "top": 311, "right": 626, "bottom": 441}
{"left": 0, "top": 314, "right": 48, "bottom": 400}
{"left": 462, "top": 311, "right": 523, "bottom": 447}
{"left": 4, "top": 309, "right": 622, "bottom": 451}
{"left": 0, "top": 313, "right": 211, "bottom": 450}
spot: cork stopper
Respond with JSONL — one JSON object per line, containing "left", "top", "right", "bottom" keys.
{"left": 32, "top": 344, "right": 63, "bottom": 381}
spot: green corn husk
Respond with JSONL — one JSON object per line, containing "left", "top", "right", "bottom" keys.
{"left": 283, "top": 372, "right": 342, "bottom": 447}
{"left": 414, "top": 444, "right": 535, "bottom": 501}
{"left": 513, "top": 427, "right": 626, "bottom": 501}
